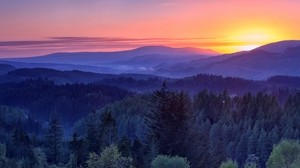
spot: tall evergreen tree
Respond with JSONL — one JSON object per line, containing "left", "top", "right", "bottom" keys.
{"left": 256, "top": 128, "right": 267, "bottom": 167}
{"left": 99, "top": 111, "right": 118, "bottom": 149}
{"left": 131, "top": 138, "right": 145, "bottom": 168}
{"left": 0, "top": 143, "right": 6, "bottom": 167}
{"left": 70, "top": 133, "right": 88, "bottom": 166}
{"left": 46, "top": 112, "right": 63, "bottom": 165}
{"left": 118, "top": 135, "right": 131, "bottom": 157}
{"left": 209, "top": 123, "right": 226, "bottom": 168}
{"left": 236, "top": 132, "right": 248, "bottom": 166}
{"left": 144, "top": 82, "right": 173, "bottom": 160}
{"left": 145, "top": 83, "right": 192, "bottom": 158}
{"left": 86, "top": 110, "right": 99, "bottom": 153}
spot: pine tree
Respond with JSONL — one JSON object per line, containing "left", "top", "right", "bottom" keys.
{"left": 32, "top": 147, "right": 48, "bottom": 168}
{"left": 99, "top": 111, "right": 118, "bottom": 149}
{"left": 86, "top": 110, "right": 99, "bottom": 153}
{"left": 131, "top": 138, "right": 145, "bottom": 168}
{"left": 145, "top": 83, "right": 192, "bottom": 158}
{"left": 209, "top": 123, "right": 226, "bottom": 168}
{"left": 67, "top": 154, "right": 77, "bottom": 168}
{"left": 118, "top": 135, "right": 131, "bottom": 157}
{"left": 256, "top": 128, "right": 267, "bottom": 167}
{"left": 70, "top": 133, "right": 88, "bottom": 166}
{"left": 159, "top": 91, "right": 191, "bottom": 156}
{"left": 0, "top": 143, "right": 6, "bottom": 167}
{"left": 144, "top": 81, "right": 171, "bottom": 160}
{"left": 236, "top": 133, "right": 248, "bottom": 166}
{"left": 244, "top": 154, "right": 259, "bottom": 168}
{"left": 86, "top": 145, "right": 133, "bottom": 168}
{"left": 46, "top": 112, "right": 63, "bottom": 165}
{"left": 191, "top": 119, "right": 211, "bottom": 167}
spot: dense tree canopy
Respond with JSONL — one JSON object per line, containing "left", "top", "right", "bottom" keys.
{"left": 0, "top": 78, "right": 300, "bottom": 168}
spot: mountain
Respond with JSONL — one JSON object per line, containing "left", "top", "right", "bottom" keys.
{"left": 5, "top": 45, "right": 218, "bottom": 65}
{"left": 156, "top": 40, "right": 300, "bottom": 79}
{"left": 1, "top": 67, "right": 300, "bottom": 95}
{"left": 0, "top": 68, "right": 164, "bottom": 84}
{"left": 1, "top": 41, "right": 300, "bottom": 80}
{"left": 256, "top": 40, "right": 300, "bottom": 53}
{"left": 131, "top": 46, "right": 218, "bottom": 56}
{"left": 1, "top": 45, "right": 218, "bottom": 74}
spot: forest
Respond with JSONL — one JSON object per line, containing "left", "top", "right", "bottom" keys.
{"left": 0, "top": 74, "right": 300, "bottom": 168}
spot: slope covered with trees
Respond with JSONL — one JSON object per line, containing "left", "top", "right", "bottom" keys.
{"left": 0, "top": 79, "right": 132, "bottom": 124}
{"left": 0, "top": 78, "right": 300, "bottom": 167}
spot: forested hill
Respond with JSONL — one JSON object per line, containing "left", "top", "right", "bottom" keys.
{"left": 0, "top": 69, "right": 299, "bottom": 126}
{"left": 0, "top": 79, "right": 132, "bottom": 124}
{"left": 1, "top": 68, "right": 300, "bottom": 94}
{"left": 1, "top": 83, "right": 300, "bottom": 168}
{"left": 0, "top": 68, "right": 300, "bottom": 168}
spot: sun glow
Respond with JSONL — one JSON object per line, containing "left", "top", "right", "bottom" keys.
{"left": 226, "top": 26, "right": 283, "bottom": 52}
{"left": 236, "top": 44, "right": 260, "bottom": 51}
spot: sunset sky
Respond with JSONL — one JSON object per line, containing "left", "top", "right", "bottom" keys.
{"left": 1, "top": 0, "right": 300, "bottom": 57}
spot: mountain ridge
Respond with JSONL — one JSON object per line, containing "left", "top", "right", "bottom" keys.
{"left": 1, "top": 40, "right": 300, "bottom": 80}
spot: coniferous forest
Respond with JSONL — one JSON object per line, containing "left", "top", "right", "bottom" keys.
{"left": 0, "top": 73, "right": 300, "bottom": 168}
{"left": 2, "top": 0, "right": 300, "bottom": 167}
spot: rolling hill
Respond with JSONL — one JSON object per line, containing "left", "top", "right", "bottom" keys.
{"left": 5, "top": 45, "right": 217, "bottom": 65}
{"left": 156, "top": 40, "right": 300, "bottom": 79}
{"left": 1, "top": 41, "right": 300, "bottom": 80}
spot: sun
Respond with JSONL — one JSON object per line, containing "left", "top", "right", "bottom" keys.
{"left": 236, "top": 44, "right": 260, "bottom": 51}
{"left": 234, "top": 32, "right": 271, "bottom": 51}
{"left": 228, "top": 26, "right": 282, "bottom": 52}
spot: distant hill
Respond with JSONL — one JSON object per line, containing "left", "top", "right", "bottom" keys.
{"left": 1, "top": 45, "right": 218, "bottom": 75}
{"left": 5, "top": 45, "right": 218, "bottom": 65}
{"left": 0, "top": 64, "right": 15, "bottom": 75}
{"left": 1, "top": 41, "right": 300, "bottom": 80}
{"left": 1, "top": 68, "right": 300, "bottom": 95}
{"left": 0, "top": 68, "right": 164, "bottom": 84}
{"left": 256, "top": 40, "right": 300, "bottom": 53}
{"left": 156, "top": 40, "right": 300, "bottom": 79}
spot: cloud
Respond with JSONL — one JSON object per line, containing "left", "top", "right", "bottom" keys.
{"left": 0, "top": 36, "right": 230, "bottom": 58}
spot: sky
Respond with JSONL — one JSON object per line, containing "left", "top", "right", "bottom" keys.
{"left": 0, "top": 0, "right": 300, "bottom": 57}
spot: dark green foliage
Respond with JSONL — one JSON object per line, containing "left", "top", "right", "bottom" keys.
{"left": 209, "top": 123, "right": 226, "bottom": 168}
{"left": 118, "top": 136, "right": 131, "bottom": 157}
{"left": 151, "top": 155, "right": 190, "bottom": 168}
{"left": 266, "top": 140, "right": 300, "bottom": 168}
{"left": 12, "top": 128, "right": 32, "bottom": 159}
{"left": 69, "top": 133, "right": 88, "bottom": 166}
{"left": 245, "top": 154, "right": 259, "bottom": 168}
{"left": 86, "top": 111, "right": 100, "bottom": 153}
{"left": 145, "top": 83, "right": 193, "bottom": 159}
{"left": 131, "top": 138, "right": 145, "bottom": 168}
{"left": 2, "top": 77, "right": 300, "bottom": 168}
{"left": 99, "top": 111, "right": 118, "bottom": 149}
{"left": 219, "top": 159, "right": 238, "bottom": 168}
{"left": 98, "top": 94, "right": 150, "bottom": 141}
{"left": 46, "top": 113, "right": 63, "bottom": 165}
{"left": 0, "top": 79, "right": 132, "bottom": 124}
{"left": 0, "top": 143, "right": 6, "bottom": 167}
{"left": 86, "top": 145, "right": 133, "bottom": 168}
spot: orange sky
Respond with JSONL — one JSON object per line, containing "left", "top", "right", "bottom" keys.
{"left": 0, "top": 0, "right": 300, "bottom": 57}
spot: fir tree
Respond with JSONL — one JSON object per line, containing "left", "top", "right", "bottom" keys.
{"left": 46, "top": 112, "right": 63, "bottom": 165}
{"left": 86, "top": 110, "right": 99, "bottom": 153}
{"left": 131, "top": 138, "right": 145, "bottom": 168}
{"left": 118, "top": 135, "right": 131, "bottom": 157}
{"left": 99, "top": 111, "right": 118, "bottom": 149}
